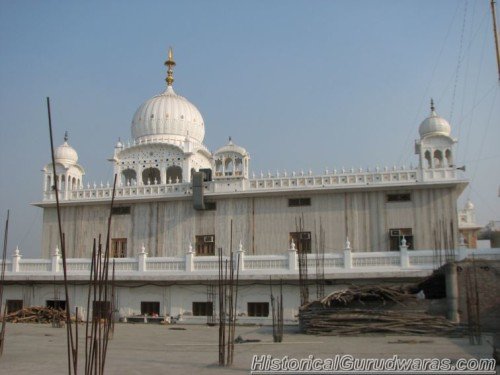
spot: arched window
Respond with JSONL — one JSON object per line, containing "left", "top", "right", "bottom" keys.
{"left": 424, "top": 151, "right": 432, "bottom": 169}
{"left": 142, "top": 168, "right": 160, "bottom": 185}
{"left": 46, "top": 175, "right": 51, "bottom": 191}
{"left": 225, "top": 158, "right": 234, "bottom": 176}
{"left": 166, "top": 166, "right": 182, "bottom": 183}
{"left": 72, "top": 177, "right": 77, "bottom": 190}
{"left": 235, "top": 157, "right": 243, "bottom": 176}
{"left": 433, "top": 150, "right": 443, "bottom": 168}
{"left": 445, "top": 149, "right": 453, "bottom": 167}
{"left": 60, "top": 174, "right": 66, "bottom": 191}
{"left": 215, "top": 159, "right": 222, "bottom": 176}
{"left": 122, "top": 169, "right": 137, "bottom": 186}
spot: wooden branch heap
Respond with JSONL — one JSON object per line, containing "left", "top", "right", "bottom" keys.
{"left": 1, "top": 306, "right": 78, "bottom": 324}
{"left": 299, "top": 285, "right": 459, "bottom": 336}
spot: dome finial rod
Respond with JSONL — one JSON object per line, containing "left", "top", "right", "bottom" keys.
{"left": 164, "top": 47, "right": 176, "bottom": 87}
{"left": 64, "top": 131, "right": 68, "bottom": 142}
{"left": 430, "top": 98, "right": 435, "bottom": 113}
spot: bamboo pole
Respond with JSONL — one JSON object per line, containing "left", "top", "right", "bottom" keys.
{"left": 0, "top": 210, "right": 9, "bottom": 357}
{"left": 491, "top": 0, "right": 500, "bottom": 80}
{"left": 46, "top": 98, "right": 76, "bottom": 374}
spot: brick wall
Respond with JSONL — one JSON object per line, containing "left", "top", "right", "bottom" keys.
{"left": 456, "top": 259, "right": 500, "bottom": 332}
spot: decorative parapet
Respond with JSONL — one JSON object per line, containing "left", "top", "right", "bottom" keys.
{"left": 2, "top": 248, "right": 499, "bottom": 279}
{"left": 40, "top": 166, "right": 462, "bottom": 203}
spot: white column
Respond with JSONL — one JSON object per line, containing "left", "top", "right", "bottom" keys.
{"left": 138, "top": 244, "right": 147, "bottom": 272}
{"left": 52, "top": 246, "right": 61, "bottom": 272}
{"left": 161, "top": 165, "right": 167, "bottom": 185}
{"left": 288, "top": 240, "right": 297, "bottom": 271}
{"left": 185, "top": 242, "right": 195, "bottom": 273}
{"left": 235, "top": 241, "right": 245, "bottom": 271}
{"left": 137, "top": 166, "right": 143, "bottom": 186}
{"left": 399, "top": 236, "right": 410, "bottom": 268}
{"left": 343, "top": 237, "right": 352, "bottom": 269}
{"left": 12, "top": 246, "right": 21, "bottom": 272}
{"left": 457, "top": 234, "right": 468, "bottom": 261}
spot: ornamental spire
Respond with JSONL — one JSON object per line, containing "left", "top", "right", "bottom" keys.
{"left": 64, "top": 131, "right": 69, "bottom": 142}
{"left": 164, "top": 47, "right": 176, "bottom": 87}
{"left": 430, "top": 98, "right": 435, "bottom": 113}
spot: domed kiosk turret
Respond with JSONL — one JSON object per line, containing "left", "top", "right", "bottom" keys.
{"left": 42, "top": 132, "right": 85, "bottom": 198}
{"left": 111, "top": 48, "right": 212, "bottom": 186}
{"left": 213, "top": 137, "right": 250, "bottom": 179}
{"left": 54, "top": 134, "right": 79, "bottom": 165}
{"left": 415, "top": 99, "right": 456, "bottom": 172}
{"left": 418, "top": 99, "right": 451, "bottom": 138}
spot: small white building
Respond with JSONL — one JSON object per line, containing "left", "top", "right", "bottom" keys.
{"left": 3, "top": 49, "right": 498, "bottom": 324}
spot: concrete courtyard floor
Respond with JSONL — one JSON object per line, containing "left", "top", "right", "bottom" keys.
{"left": 0, "top": 323, "right": 496, "bottom": 374}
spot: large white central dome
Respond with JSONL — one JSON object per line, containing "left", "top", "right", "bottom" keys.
{"left": 131, "top": 49, "right": 205, "bottom": 144}
{"left": 131, "top": 86, "right": 205, "bottom": 143}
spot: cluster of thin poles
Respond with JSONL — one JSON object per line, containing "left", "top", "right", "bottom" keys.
{"left": 269, "top": 278, "right": 283, "bottom": 343}
{"left": 433, "top": 219, "right": 456, "bottom": 269}
{"left": 84, "top": 237, "right": 116, "bottom": 375}
{"left": 217, "top": 221, "right": 240, "bottom": 367}
{"left": 296, "top": 216, "right": 309, "bottom": 306}
{"left": 314, "top": 220, "right": 325, "bottom": 300}
{"left": 0, "top": 210, "right": 9, "bottom": 356}
{"left": 465, "top": 255, "right": 482, "bottom": 345}
{"left": 47, "top": 97, "right": 117, "bottom": 374}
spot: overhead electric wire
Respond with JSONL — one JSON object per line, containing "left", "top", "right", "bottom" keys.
{"left": 457, "top": 20, "right": 489, "bottom": 162}
{"left": 449, "top": 0, "right": 469, "bottom": 124}
{"left": 397, "top": 0, "right": 461, "bottom": 167}
{"left": 468, "top": 87, "right": 499, "bottom": 191}
{"left": 457, "top": 0, "right": 478, "bottom": 149}
{"left": 438, "top": 8, "right": 490, "bottom": 101}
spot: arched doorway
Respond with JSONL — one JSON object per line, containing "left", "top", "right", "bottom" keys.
{"left": 122, "top": 169, "right": 137, "bottom": 186}
{"left": 142, "top": 168, "right": 161, "bottom": 185}
{"left": 166, "top": 166, "right": 182, "bottom": 183}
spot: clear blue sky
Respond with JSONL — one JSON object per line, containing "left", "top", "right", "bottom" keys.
{"left": 1, "top": 0, "right": 499, "bottom": 257}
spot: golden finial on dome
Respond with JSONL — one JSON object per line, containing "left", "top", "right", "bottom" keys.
{"left": 164, "top": 47, "right": 176, "bottom": 87}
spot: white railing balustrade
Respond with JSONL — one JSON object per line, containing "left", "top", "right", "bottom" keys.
{"left": 2, "top": 247, "right": 499, "bottom": 278}
{"left": 146, "top": 257, "right": 185, "bottom": 271}
{"left": 18, "top": 260, "right": 51, "bottom": 272}
{"left": 352, "top": 252, "right": 401, "bottom": 268}
{"left": 42, "top": 167, "right": 461, "bottom": 202}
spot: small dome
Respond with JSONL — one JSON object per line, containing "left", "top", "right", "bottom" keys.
{"left": 55, "top": 134, "right": 78, "bottom": 164}
{"left": 215, "top": 138, "right": 248, "bottom": 156}
{"left": 419, "top": 100, "right": 451, "bottom": 138}
{"left": 131, "top": 86, "right": 205, "bottom": 144}
{"left": 465, "top": 200, "right": 474, "bottom": 210}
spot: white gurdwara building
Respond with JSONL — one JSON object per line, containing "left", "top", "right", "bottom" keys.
{"left": 4, "top": 49, "right": 498, "bottom": 323}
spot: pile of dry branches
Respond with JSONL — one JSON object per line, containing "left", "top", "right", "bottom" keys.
{"left": 1, "top": 306, "right": 71, "bottom": 324}
{"left": 308, "top": 285, "right": 416, "bottom": 308}
{"left": 299, "top": 285, "right": 458, "bottom": 336}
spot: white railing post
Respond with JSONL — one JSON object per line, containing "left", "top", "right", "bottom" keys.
{"left": 399, "top": 237, "right": 410, "bottom": 268}
{"left": 236, "top": 241, "right": 245, "bottom": 271}
{"left": 52, "top": 246, "right": 61, "bottom": 272}
{"left": 185, "top": 242, "right": 194, "bottom": 273}
{"left": 138, "top": 244, "right": 147, "bottom": 272}
{"left": 288, "top": 240, "right": 297, "bottom": 271}
{"left": 12, "top": 246, "right": 21, "bottom": 272}
{"left": 343, "top": 238, "right": 352, "bottom": 269}
{"left": 456, "top": 234, "right": 468, "bottom": 261}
